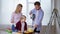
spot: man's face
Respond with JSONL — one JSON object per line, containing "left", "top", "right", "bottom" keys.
{"left": 35, "top": 5, "right": 40, "bottom": 10}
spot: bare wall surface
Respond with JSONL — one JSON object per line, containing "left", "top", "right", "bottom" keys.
{"left": 0, "top": 0, "right": 52, "bottom": 25}
{"left": 54, "top": 0, "right": 60, "bottom": 34}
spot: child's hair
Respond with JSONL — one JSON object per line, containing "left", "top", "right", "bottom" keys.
{"left": 20, "top": 15, "right": 26, "bottom": 20}
{"left": 15, "top": 4, "right": 23, "bottom": 13}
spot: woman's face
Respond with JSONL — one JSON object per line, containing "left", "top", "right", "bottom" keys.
{"left": 17, "top": 6, "right": 22, "bottom": 12}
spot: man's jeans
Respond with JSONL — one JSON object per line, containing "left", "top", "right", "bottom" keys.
{"left": 34, "top": 28, "right": 40, "bottom": 34}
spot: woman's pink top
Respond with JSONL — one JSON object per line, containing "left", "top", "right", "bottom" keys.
{"left": 11, "top": 12, "right": 22, "bottom": 23}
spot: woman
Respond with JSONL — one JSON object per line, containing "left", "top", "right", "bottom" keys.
{"left": 11, "top": 4, "right": 23, "bottom": 32}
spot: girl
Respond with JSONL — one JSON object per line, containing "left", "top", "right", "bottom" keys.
{"left": 15, "top": 15, "right": 27, "bottom": 32}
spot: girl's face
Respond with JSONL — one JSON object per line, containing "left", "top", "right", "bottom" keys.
{"left": 21, "top": 17, "right": 26, "bottom": 23}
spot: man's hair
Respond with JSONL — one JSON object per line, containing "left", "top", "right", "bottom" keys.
{"left": 34, "top": 1, "right": 40, "bottom": 6}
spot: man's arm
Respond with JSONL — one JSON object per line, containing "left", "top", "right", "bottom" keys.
{"left": 29, "top": 10, "right": 33, "bottom": 19}
{"left": 34, "top": 11, "right": 44, "bottom": 27}
{"left": 40, "top": 11, "right": 44, "bottom": 22}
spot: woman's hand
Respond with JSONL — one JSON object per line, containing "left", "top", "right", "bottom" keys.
{"left": 11, "top": 20, "right": 14, "bottom": 23}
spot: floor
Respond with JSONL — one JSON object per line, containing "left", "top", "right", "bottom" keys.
{"left": 0, "top": 25, "right": 56, "bottom": 34}
{"left": 0, "top": 30, "right": 8, "bottom": 34}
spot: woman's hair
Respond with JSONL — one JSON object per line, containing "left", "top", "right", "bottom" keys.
{"left": 15, "top": 4, "right": 23, "bottom": 13}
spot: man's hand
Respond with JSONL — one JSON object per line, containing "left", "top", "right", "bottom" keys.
{"left": 34, "top": 24, "right": 38, "bottom": 28}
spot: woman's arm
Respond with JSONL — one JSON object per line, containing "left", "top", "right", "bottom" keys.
{"left": 11, "top": 13, "right": 14, "bottom": 23}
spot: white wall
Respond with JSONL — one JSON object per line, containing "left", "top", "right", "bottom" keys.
{"left": 0, "top": 0, "right": 27, "bottom": 25}
{"left": 0, "top": 0, "right": 52, "bottom": 25}
{"left": 41, "top": 0, "right": 51, "bottom": 25}
{"left": 51, "top": 0, "right": 54, "bottom": 11}
{"left": 0, "top": 0, "right": 1, "bottom": 23}
{"left": 54, "top": 0, "right": 60, "bottom": 34}
{"left": 56, "top": 0, "right": 60, "bottom": 16}
{"left": 1, "top": 0, "right": 14, "bottom": 25}
{"left": 0, "top": 0, "right": 1, "bottom": 22}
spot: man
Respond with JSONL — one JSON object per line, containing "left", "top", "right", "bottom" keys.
{"left": 29, "top": 1, "right": 44, "bottom": 34}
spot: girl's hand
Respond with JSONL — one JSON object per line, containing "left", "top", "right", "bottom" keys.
{"left": 18, "top": 31, "right": 21, "bottom": 33}
{"left": 24, "top": 30, "right": 27, "bottom": 32}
